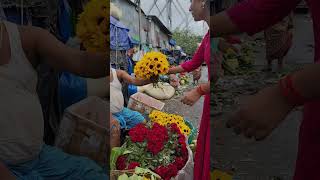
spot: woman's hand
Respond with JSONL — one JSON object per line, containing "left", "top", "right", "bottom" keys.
{"left": 192, "top": 68, "right": 202, "bottom": 82}
{"left": 168, "top": 65, "right": 185, "bottom": 74}
{"left": 181, "top": 88, "right": 202, "bottom": 106}
{"left": 227, "top": 85, "right": 294, "bottom": 140}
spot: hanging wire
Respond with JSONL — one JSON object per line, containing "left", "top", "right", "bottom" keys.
{"left": 21, "top": 0, "right": 23, "bottom": 25}
{"left": 0, "top": 2, "right": 4, "bottom": 49}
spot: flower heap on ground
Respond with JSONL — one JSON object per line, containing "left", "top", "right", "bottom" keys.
{"left": 134, "top": 52, "right": 169, "bottom": 80}
{"left": 76, "top": 0, "right": 109, "bottom": 52}
{"left": 149, "top": 110, "right": 191, "bottom": 136}
{"left": 116, "top": 122, "right": 188, "bottom": 180}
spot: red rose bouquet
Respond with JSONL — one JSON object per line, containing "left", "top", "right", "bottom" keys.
{"left": 114, "top": 122, "right": 189, "bottom": 180}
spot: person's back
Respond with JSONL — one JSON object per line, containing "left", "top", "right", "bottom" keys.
{"left": 0, "top": 20, "right": 43, "bottom": 164}
{"left": 110, "top": 68, "right": 124, "bottom": 114}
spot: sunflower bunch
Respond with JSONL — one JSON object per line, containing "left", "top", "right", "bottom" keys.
{"left": 76, "top": 0, "right": 109, "bottom": 52}
{"left": 134, "top": 52, "right": 170, "bottom": 80}
{"left": 149, "top": 110, "right": 191, "bottom": 136}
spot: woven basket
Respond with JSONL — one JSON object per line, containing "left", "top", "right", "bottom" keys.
{"left": 110, "top": 169, "right": 161, "bottom": 180}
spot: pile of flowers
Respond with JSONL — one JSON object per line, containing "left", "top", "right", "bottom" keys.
{"left": 149, "top": 110, "right": 191, "bottom": 136}
{"left": 115, "top": 122, "right": 188, "bottom": 180}
{"left": 76, "top": 0, "right": 108, "bottom": 52}
{"left": 134, "top": 52, "right": 170, "bottom": 81}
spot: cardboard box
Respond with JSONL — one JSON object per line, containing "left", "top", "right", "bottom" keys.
{"left": 127, "top": 92, "right": 165, "bottom": 116}
{"left": 55, "top": 96, "right": 115, "bottom": 167}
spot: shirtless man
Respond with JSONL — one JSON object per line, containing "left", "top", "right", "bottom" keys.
{"left": 0, "top": 20, "right": 108, "bottom": 179}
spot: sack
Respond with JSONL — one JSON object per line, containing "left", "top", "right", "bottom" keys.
{"left": 142, "top": 83, "right": 175, "bottom": 100}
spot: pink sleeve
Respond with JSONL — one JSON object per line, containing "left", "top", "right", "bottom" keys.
{"left": 181, "top": 33, "right": 208, "bottom": 72}
{"left": 227, "top": 0, "right": 300, "bottom": 35}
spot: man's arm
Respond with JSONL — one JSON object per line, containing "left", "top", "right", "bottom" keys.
{"left": 32, "top": 27, "right": 108, "bottom": 78}
{"left": 116, "top": 70, "right": 151, "bottom": 86}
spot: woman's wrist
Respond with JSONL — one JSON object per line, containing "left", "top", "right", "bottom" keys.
{"left": 196, "top": 84, "right": 206, "bottom": 96}
{"left": 278, "top": 73, "right": 308, "bottom": 107}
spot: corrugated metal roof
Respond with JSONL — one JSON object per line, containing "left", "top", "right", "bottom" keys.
{"left": 148, "top": 15, "right": 172, "bottom": 36}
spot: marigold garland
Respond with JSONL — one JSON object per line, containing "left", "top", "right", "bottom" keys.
{"left": 149, "top": 110, "right": 191, "bottom": 136}
{"left": 76, "top": 0, "right": 109, "bottom": 52}
{"left": 134, "top": 52, "right": 170, "bottom": 80}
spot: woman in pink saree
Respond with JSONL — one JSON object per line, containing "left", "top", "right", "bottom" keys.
{"left": 212, "top": 0, "right": 320, "bottom": 179}
{"left": 169, "top": 0, "right": 210, "bottom": 179}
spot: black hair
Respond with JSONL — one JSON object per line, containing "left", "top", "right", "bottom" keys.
{"left": 211, "top": 0, "right": 223, "bottom": 15}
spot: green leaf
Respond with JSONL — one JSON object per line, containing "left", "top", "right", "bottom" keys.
{"left": 129, "top": 174, "right": 142, "bottom": 180}
{"left": 124, "top": 149, "right": 134, "bottom": 154}
{"left": 110, "top": 147, "right": 125, "bottom": 170}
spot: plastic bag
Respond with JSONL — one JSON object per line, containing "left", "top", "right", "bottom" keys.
{"left": 59, "top": 72, "right": 87, "bottom": 111}
{"left": 174, "top": 146, "right": 194, "bottom": 180}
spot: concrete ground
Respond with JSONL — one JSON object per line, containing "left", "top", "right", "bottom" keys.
{"left": 162, "top": 66, "right": 208, "bottom": 129}
{"left": 211, "top": 14, "right": 314, "bottom": 180}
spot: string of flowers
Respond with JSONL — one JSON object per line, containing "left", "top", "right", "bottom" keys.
{"left": 76, "top": 0, "right": 109, "bottom": 52}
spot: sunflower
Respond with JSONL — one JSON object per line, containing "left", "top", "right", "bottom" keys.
{"left": 134, "top": 52, "right": 169, "bottom": 80}
{"left": 76, "top": 0, "right": 109, "bottom": 53}
{"left": 149, "top": 110, "right": 191, "bottom": 136}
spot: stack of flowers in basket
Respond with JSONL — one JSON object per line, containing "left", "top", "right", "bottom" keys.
{"left": 115, "top": 122, "right": 188, "bottom": 180}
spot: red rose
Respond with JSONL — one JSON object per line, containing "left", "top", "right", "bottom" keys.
{"left": 116, "top": 155, "right": 127, "bottom": 170}
{"left": 174, "top": 157, "right": 186, "bottom": 170}
{"left": 129, "top": 123, "right": 149, "bottom": 142}
{"left": 155, "top": 164, "right": 179, "bottom": 180}
{"left": 181, "top": 144, "right": 188, "bottom": 159}
{"left": 154, "top": 166, "right": 170, "bottom": 180}
{"left": 146, "top": 123, "right": 169, "bottom": 155}
{"left": 170, "top": 123, "right": 181, "bottom": 134}
{"left": 128, "top": 162, "right": 140, "bottom": 169}
{"left": 147, "top": 141, "right": 164, "bottom": 155}
{"left": 167, "top": 163, "right": 179, "bottom": 178}
{"left": 178, "top": 135, "right": 186, "bottom": 145}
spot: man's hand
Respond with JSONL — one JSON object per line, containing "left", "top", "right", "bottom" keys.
{"left": 181, "top": 88, "right": 202, "bottom": 106}
{"left": 227, "top": 85, "right": 294, "bottom": 140}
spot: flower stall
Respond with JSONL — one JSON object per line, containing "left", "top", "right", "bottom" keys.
{"left": 111, "top": 122, "right": 194, "bottom": 180}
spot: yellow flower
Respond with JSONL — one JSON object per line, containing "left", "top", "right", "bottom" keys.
{"left": 76, "top": 0, "right": 109, "bottom": 53}
{"left": 134, "top": 52, "right": 169, "bottom": 80}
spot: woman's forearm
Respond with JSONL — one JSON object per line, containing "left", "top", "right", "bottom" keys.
{"left": 211, "top": 12, "right": 239, "bottom": 37}
{"left": 201, "top": 82, "right": 210, "bottom": 94}
{"left": 168, "top": 65, "right": 185, "bottom": 74}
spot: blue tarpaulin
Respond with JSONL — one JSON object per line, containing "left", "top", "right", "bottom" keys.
{"left": 58, "top": 72, "right": 87, "bottom": 112}
{"left": 169, "top": 39, "right": 176, "bottom": 46}
{"left": 110, "top": 16, "right": 131, "bottom": 50}
{"left": 58, "top": 0, "right": 72, "bottom": 43}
